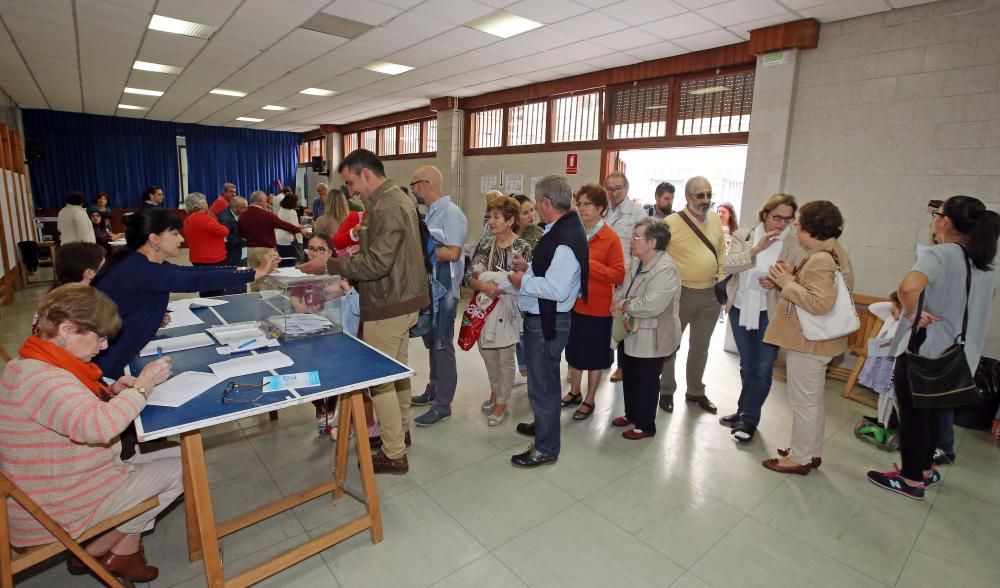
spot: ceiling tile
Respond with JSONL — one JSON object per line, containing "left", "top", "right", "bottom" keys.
{"left": 137, "top": 31, "right": 207, "bottom": 65}
{"left": 639, "top": 11, "right": 720, "bottom": 40}
{"left": 322, "top": 0, "right": 403, "bottom": 26}
{"left": 510, "top": 26, "right": 577, "bottom": 51}
{"left": 355, "top": 26, "right": 424, "bottom": 53}
{"left": 550, "top": 41, "right": 616, "bottom": 60}
{"left": 410, "top": 0, "right": 497, "bottom": 26}
{"left": 383, "top": 10, "right": 456, "bottom": 38}
{"left": 798, "top": 0, "right": 892, "bottom": 23}
{"left": 125, "top": 70, "right": 175, "bottom": 91}
{"left": 476, "top": 37, "right": 541, "bottom": 59}
{"left": 590, "top": 27, "right": 663, "bottom": 51}
{"left": 433, "top": 26, "right": 499, "bottom": 50}
{"left": 377, "top": 0, "right": 426, "bottom": 8}
{"left": 625, "top": 39, "right": 687, "bottom": 61}
{"left": 671, "top": 27, "right": 743, "bottom": 51}
{"left": 506, "top": 0, "right": 591, "bottom": 25}
{"left": 598, "top": 0, "right": 687, "bottom": 27}
{"left": 674, "top": 0, "right": 728, "bottom": 8}
{"left": 549, "top": 61, "right": 600, "bottom": 76}
{"left": 156, "top": 0, "right": 237, "bottom": 28}
{"left": 573, "top": 0, "right": 621, "bottom": 7}
{"left": 551, "top": 11, "right": 630, "bottom": 37}
{"left": 697, "top": 0, "right": 788, "bottom": 27}
{"left": 584, "top": 52, "right": 641, "bottom": 69}
{"left": 727, "top": 13, "right": 798, "bottom": 38}
{"left": 778, "top": 0, "right": 834, "bottom": 9}
{"left": 385, "top": 39, "right": 467, "bottom": 68}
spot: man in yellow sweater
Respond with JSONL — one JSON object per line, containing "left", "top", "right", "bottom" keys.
{"left": 659, "top": 176, "right": 724, "bottom": 414}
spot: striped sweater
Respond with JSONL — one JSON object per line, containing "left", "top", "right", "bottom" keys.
{"left": 0, "top": 358, "right": 145, "bottom": 546}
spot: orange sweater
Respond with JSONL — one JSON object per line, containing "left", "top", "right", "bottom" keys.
{"left": 573, "top": 223, "right": 626, "bottom": 317}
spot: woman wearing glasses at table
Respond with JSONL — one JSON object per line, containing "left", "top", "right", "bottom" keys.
{"left": 0, "top": 284, "right": 177, "bottom": 583}
{"left": 719, "top": 194, "right": 804, "bottom": 444}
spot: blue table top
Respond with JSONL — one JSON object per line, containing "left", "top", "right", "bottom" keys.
{"left": 132, "top": 293, "right": 413, "bottom": 441}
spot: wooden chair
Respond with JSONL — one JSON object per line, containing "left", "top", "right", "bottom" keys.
{"left": 773, "top": 293, "right": 889, "bottom": 408}
{"left": 1, "top": 472, "right": 159, "bottom": 588}
{"left": 0, "top": 345, "right": 10, "bottom": 363}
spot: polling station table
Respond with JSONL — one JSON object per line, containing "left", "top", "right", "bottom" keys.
{"left": 132, "top": 293, "right": 413, "bottom": 587}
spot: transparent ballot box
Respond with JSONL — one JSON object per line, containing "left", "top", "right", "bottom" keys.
{"left": 256, "top": 270, "right": 346, "bottom": 341}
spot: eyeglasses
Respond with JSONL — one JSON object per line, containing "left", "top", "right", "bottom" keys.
{"left": 306, "top": 246, "right": 329, "bottom": 253}
{"left": 632, "top": 234, "right": 649, "bottom": 241}
{"left": 930, "top": 210, "right": 944, "bottom": 218}
{"left": 222, "top": 381, "right": 265, "bottom": 405}
{"left": 409, "top": 179, "right": 427, "bottom": 189}
{"left": 691, "top": 191, "right": 712, "bottom": 200}
{"left": 605, "top": 185, "right": 625, "bottom": 193}
{"left": 770, "top": 213, "right": 795, "bottom": 223}
{"left": 575, "top": 200, "right": 595, "bottom": 208}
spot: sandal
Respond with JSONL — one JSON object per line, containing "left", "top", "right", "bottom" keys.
{"left": 573, "top": 402, "right": 595, "bottom": 420}
{"left": 560, "top": 392, "right": 583, "bottom": 407}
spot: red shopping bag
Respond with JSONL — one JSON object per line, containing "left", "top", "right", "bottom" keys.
{"left": 458, "top": 295, "right": 500, "bottom": 351}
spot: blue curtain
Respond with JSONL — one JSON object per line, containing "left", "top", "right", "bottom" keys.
{"left": 22, "top": 109, "right": 180, "bottom": 209}
{"left": 22, "top": 110, "right": 301, "bottom": 210}
{"left": 182, "top": 125, "right": 300, "bottom": 208}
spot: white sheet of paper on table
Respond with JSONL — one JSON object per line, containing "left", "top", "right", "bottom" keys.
{"left": 139, "top": 333, "right": 215, "bottom": 357}
{"left": 160, "top": 307, "right": 203, "bottom": 329}
{"left": 167, "top": 298, "right": 228, "bottom": 312}
{"left": 147, "top": 371, "right": 220, "bottom": 407}
{"left": 208, "top": 351, "right": 294, "bottom": 380}
{"left": 207, "top": 322, "right": 267, "bottom": 345}
{"left": 215, "top": 338, "right": 281, "bottom": 355}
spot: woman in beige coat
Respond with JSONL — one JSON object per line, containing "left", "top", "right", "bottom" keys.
{"left": 762, "top": 200, "right": 854, "bottom": 475}
{"left": 610, "top": 218, "right": 681, "bottom": 440}
{"left": 720, "top": 194, "right": 804, "bottom": 443}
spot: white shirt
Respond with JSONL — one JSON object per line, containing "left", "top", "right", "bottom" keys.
{"left": 603, "top": 197, "right": 646, "bottom": 265}
{"left": 57, "top": 205, "right": 96, "bottom": 244}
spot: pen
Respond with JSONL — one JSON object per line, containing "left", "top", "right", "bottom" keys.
{"left": 156, "top": 346, "right": 163, "bottom": 358}
{"left": 238, "top": 339, "right": 257, "bottom": 349}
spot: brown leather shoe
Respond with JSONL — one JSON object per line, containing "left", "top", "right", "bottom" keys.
{"left": 685, "top": 395, "right": 717, "bottom": 414}
{"left": 777, "top": 448, "right": 822, "bottom": 468}
{"left": 658, "top": 396, "right": 674, "bottom": 413}
{"left": 372, "top": 450, "right": 409, "bottom": 475}
{"left": 100, "top": 547, "right": 158, "bottom": 582}
{"left": 369, "top": 431, "right": 411, "bottom": 450}
{"left": 762, "top": 458, "right": 812, "bottom": 476}
{"left": 609, "top": 368, "right": 622, "bottom": 382}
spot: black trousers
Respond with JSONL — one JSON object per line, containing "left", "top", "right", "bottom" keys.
{"left": 894, "top": 360, "right": 943, "bottom": 480}
{"left": 620, "top": 343, "right": 666, "bottom": 435}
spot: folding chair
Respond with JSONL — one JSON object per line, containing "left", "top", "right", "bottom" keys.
{"left": 0, "top": 472, "right": 158, "bottom": 588}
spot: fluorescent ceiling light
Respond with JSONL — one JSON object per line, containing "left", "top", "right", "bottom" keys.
{"left": 148, "top": 14, "right": 216, "bottom": 39}
{"left": 123, "top": 87, "right": 163, "bottom": 96}
{"left": 262, "top": 105, "right": 288, "bottom": 111}
{"left": 363, "top": 61, "right": 414, "bottom": 75}
{"left": 300, "top": 87, "right": 336, "bottom": 96}
{"left": 133, "top": 60, "right": 183, "bottom": 74}
{"left": 209, "top": 88, "right": 247, "bottom": 97}
{"left": 467, "top": 11, "right": 542, "bottom": 39}
{"left": 688, "top": 86, "right": 729, "bottom": 96}
{"left": 118, "top": 104, "right": 146, "bottom": 110}
{"left": 236, "top": 117, "right": 264, "bottom": 122}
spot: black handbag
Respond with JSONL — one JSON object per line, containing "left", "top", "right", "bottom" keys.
{"left": 900, "top": 246, "right": 982, "bottom": 409}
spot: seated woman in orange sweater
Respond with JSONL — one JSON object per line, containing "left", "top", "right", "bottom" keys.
{"left": 560, "top": 184, "right": 625, "bottom": 419}
{"left": 0, "top": 285, "right": 176, "bottom": 583}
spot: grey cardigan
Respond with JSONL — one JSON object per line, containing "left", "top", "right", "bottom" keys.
{"left": 612, "top": 251, "right": 682, "bottom": 358}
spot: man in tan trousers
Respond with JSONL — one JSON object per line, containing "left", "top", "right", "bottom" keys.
{"left": 300, "top": 149, "right": 429, "bottom": 474}
{"left": 659, "top": 176, "right": 724, "bottom": 414}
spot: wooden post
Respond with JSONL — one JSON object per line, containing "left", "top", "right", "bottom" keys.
{"left": 179, "top": 432, "right": 225, "bottom": 587}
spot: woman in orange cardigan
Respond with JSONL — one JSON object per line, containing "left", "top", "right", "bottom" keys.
{"left": 561, "top": 183, "right": 626, "bottom": 420}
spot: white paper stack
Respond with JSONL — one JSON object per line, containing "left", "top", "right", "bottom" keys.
{"left": 208, "top": 351, "right": 294, "bottom": 380}
{"left": 147, "top": 372, "right": 219, "bottom": 407}
{"left": 139, "top": 333, "right": 215, "bottom": 357}
{"left": 266, "top": 313, "right": 334, "bottom": 337}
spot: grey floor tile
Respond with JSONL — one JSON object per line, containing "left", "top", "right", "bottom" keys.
{"left": 495, "top": 503, "right": 684, "bottom": 588}
{"left": 923, "top": 484, "right": 1000, "bottom": 553}
{"left": 402, "top": 419, "right": 503, "bottom": 485}
{"left": 422, "top": 452, "right": 575, "bottom": 549}
{"left": 212, "top": 471, "right": 308, "bottom": 564}
{"left": 896, "top": 529, "right": 1000, "bottom": 588}
{"left": 671, "top": 573, "right": 714, "bottom": 588}
{"left": 430, "top": 554, "right": 528, "bottom": 588}
{"left": 690, "top": 517, "right": 885, "bottom": 588}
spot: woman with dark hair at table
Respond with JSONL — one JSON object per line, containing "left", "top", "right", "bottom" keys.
{"left": 867, "top": 195, "right": 999, "bottom": 500}
{"left": 88, "top": 192, "right": 113, "bottom": 230}
{"left": 0, "top": 284, "right": 176, "bottom": 582}
{"left": 276, "top": 193, "right": 304, "bottom": 266}
{"left": 93, "top": 207, "right": 279, "bottom": 379}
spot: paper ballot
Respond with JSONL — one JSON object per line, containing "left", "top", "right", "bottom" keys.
{"left": 167, "top": 298, "right": 228, "bottom": 311}
{"left": 208, "top": 351, "right": 294, "bottom": 380}
{"left": 262, "top": 371, "right": 320, "bottom": 392}
{"left": 147, "top": 372, "right": 219, "bottom": 407}
{"left": 139, "top": 333, "right": 215, "bottom": 357}
{"left": 160, "top": 307, "right": 203, "bottom": 329}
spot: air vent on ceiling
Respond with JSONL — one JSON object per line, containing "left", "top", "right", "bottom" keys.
{"left": 300, "top": 13, "right": 373, "bottom": 39}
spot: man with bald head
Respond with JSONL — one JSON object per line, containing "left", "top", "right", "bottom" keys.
{"left": 409, "top": 165, "right": 468, "bottom": 426}
{"left": 659, "top": 176, "right": 725, "bottom": 415}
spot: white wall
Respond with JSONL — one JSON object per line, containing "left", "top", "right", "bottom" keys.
{"left": 743, "top": 0, "right": 1000, "bottom": 357}
{"left": 383, "top": 157, "right": 436, "bottom": 195}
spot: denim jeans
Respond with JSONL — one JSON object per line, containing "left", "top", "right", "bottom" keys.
{"left": 523, "top": 313, "right": 571, "bottom": 458}
{"left": 728, "top": 307, "right": 780, "bottom": 427}
{"left": 515, "top": 340, "right": 526, "bottom": 371}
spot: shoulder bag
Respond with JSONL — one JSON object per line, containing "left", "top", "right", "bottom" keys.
{"left": 899, "top": 246, "right": 981, "bottom": 409}
{"left": 794, "top": 250, "right": 860, "bottom": 341}
{"left": 714, "top": 230, "right": 754, "bottom": 306}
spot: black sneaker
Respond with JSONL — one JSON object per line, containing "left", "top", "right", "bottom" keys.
{"left": 719, "top": 413, "right": 740, "bottom": 428}
{"left": 924, "top": 467, "right": 942, "bottom": 488}
{"left": 866, "top": 466, "right": 925, "bottom": 501}
{"left": 731, "top": 422, "right": 756, "bottom": 444}
{"left": 411, "top": 393, "right": 433, "bottom": 407}
{"left": 932, "top": 449, "right": 956, "bottom": 466}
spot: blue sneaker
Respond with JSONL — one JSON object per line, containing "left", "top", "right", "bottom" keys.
{"left": 411, "top": 393, "right": 434, "bottom": 407}
{"left": 867, "top": 466, "right": 925, "bottom": 501}
{"left": 924, "top": 467, "right": 942, "bottom": 488}
{"left": 414, "top": 409, "right": 451, "bottom": 427}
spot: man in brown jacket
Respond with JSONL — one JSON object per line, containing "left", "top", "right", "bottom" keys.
{"left": 300, "top": 149, "right": 429, "bottom": 474}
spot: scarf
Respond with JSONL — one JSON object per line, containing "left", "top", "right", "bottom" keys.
{"left": 736, "top": 224, "right": 787, "bottom": 331}
{"left": 18, "top": 335, "right": 110, "bottom": 400}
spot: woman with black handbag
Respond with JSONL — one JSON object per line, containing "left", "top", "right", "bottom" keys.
{"left": 867, "top": 196, "right": 1000, "bottom": 500}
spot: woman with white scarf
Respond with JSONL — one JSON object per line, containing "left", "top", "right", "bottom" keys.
{"left": 719, "top": 194, "right": 803, "bottom": 443}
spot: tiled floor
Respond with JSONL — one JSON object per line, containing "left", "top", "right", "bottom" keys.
{"left": 3, "top": 273, "right": 999, "bottom": 588}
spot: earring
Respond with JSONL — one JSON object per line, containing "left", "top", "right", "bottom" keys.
{"left": 153, "top": 245, "right": 161, "bottom": 252}
{"left": 57, "top": 337, "right": 67, "bottom": 348}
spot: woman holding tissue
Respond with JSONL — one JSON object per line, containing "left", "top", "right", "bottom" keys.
{"left": 560, "top": 184, "right": 625, "bottom": 420}
{"left": 465, "top": 195, "right": 533, "bottom": 425}
{"left": 719, "top": 194, "right": 802, "bottom": 443}
{"left": 0, "top": 284, "right": 178, "bottom": 582}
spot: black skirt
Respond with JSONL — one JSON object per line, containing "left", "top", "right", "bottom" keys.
{"left": 566, "top": 311, "right": 614, "bottom": 370}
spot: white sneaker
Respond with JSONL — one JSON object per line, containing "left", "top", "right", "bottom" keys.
{"left": 514, "top": 372, "right": 527, "bottom": 386}
{"left": 488, "top": 411, "right": 507, "bottom": 427}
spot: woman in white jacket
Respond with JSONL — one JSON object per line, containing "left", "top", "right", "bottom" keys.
{"left": 57, "top": 191, "right": 97, "bottom": 245}
{"left": 610, "top": 218, "right": 681, "bottom": 440}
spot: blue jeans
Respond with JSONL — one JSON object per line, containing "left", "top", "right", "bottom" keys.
{"left": 515, "top": 340, "right": 526, "bottom": 372}
{"left": 523, "top": 313, "right": 571, "bottom": 458}
{"left": 728, "top": 307, "right": 780, "bottom": 427}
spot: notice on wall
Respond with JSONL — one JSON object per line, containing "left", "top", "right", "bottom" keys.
{"left": 480, "top": 175, "right": 498, "bottom": 193}
{"left": 505, "top": 174, "right": 524, "bottom": 193}
{"left": 530, "top": 177, "right": 543, "bottom": 196}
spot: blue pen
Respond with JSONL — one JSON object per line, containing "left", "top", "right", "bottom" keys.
{"left": 156, "top": 346, "right": 163, "bottom": 358}
{"left": 237, "top": 339, "right": 257, "bottom": 349}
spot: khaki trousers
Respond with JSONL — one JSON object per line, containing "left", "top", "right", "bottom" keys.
{"left": 97, "top": 445, "right": 184, "bottom": 535}
{"left": 479, "top": 344, "right": 516, "bottom": 405}
{"left": 786, "top": 350, "right": 833, "bottom": 465}
{"left": 363, "top": 312, "right": 418, "bottom": 459}
{"left": 247, "top": 247, "right": 274, "bottom": 292}
{"left": 659, "top": 286, "right": 719, "bottom": 398}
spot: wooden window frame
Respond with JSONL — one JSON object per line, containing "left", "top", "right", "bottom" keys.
{"left": 340, "top": 116, "right": 437, "bottom": 161}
